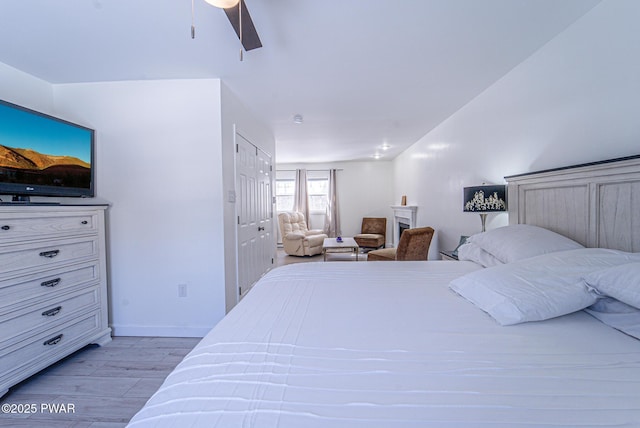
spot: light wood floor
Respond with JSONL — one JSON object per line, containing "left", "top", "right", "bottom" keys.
{"left": 0, "top": 336, "right": 200, "bottom": 427}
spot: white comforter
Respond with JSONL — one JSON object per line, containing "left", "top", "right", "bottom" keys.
{"left": 128, "top": 261, "right": 640, "bottom": 427}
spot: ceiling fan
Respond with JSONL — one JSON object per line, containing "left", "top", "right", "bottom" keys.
{"left": 195, "top": 0, "right": 262, "bottom": 58}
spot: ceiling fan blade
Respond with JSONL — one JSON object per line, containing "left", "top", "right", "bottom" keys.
{"left": 224, "top": 0, "right": 262, "bottom": 51}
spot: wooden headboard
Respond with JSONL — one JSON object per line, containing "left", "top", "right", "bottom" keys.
{"left": 505, "top": 155, "right": 640, "bottom": 252}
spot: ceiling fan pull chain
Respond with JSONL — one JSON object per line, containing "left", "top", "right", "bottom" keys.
{"left": 239, "top": 0, "right": 243, "bottom": 61}
{"left": 191, "top": 0, "right": 196, "bottom": 39}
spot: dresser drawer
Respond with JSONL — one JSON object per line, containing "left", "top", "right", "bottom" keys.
{"left": 0, "top": 237, "right": 99, "bottom": 280}
{"left": 0, "top": 261, "right": 100, "bottom": 311}
{"left": 0, "top": 211, "right": 97, "bottom": 243}
{"left": 0, "top": 288, "right": 99, "bottom": 344}
{"left": 1, "top": 312, "right": 101, "bottom": 380}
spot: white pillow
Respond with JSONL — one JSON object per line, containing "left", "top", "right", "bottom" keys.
{"left": 467, "top": 224, "right": 583, "bottom": 264}
{"left": 457, "top": 242, "right": 503, "bottom": 267}
{"left": 449, "top": 248, "right": 640, "bottom": 326}
{"left": 583, "top": 262, "right": 640, "bottom": 308}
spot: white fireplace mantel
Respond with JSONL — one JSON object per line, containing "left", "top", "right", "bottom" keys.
{"left": 391, "top": 205, "right": 418, "bottom": 246}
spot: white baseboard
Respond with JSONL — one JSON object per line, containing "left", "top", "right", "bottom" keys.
{"left": 110, "top": 324, "right": 210, "bottom": 338}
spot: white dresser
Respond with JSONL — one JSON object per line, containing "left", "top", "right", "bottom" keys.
{"left": 0, "top": 204, "right": 111, "bottom": 396}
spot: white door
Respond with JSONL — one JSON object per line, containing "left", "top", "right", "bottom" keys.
{"left": 256, "top": 148, "right": 274, "bottom": 276}
{"left": 235, "top": 134, "right": 273, "bottom": 299}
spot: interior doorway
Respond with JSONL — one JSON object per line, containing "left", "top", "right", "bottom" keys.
{"left": 235, "top": 132, "right": 274, "bottom": 300}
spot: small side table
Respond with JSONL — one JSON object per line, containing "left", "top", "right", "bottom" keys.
{"left": 440, "top": 250, "right": 459, "bottom": 261}
{"left": 322, "top": 237, "right": 359, "bottom": 261}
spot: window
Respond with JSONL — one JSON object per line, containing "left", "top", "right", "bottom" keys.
{"left": 275, "top": 178, "right": 295, "bottom": 212}
{"left": 275, "top": 170, "right": 329, "bottom": 214}
{"left": 307, "top": 177, "right": 328, "bottom": 213}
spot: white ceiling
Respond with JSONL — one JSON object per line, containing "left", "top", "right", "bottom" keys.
{"left": 0, "top": 0, "right": 600, "bottom": 164}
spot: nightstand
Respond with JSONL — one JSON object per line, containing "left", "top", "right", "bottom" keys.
{"left": 440, "top": 250, "right": 459, "bottom": 261}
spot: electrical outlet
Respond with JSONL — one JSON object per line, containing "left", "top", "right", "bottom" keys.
{"left": 178, "top": 283, "right": 187, "bottom": 298}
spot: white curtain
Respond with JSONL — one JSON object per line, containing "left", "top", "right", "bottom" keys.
{"left": 324, "top": 169, "right": 341, "bottom": 237}
{"left": 293, "top": 169, "right": 309, "bottom": 224}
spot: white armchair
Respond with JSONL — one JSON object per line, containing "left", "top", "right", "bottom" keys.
{"left": 278, "top": 212, "right": 328, "bottom": 256}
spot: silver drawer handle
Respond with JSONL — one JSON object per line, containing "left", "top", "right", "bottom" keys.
{"left": 43, "top": 334, "right": 63, "bottom": 346}
{"left": 42, "top": 306, "right": 62, "bottom": 317}
{"left": 39, "top": 249, "right": 60, "bottom": 258}
{"left": 41, "top": 278, "right": 62, "bottom": 288}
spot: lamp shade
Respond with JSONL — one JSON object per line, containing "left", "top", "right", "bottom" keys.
{"left": 204, "top": 0, "right": 240, "bottom": 8}
{"left": 463, "top": 185, "right": 507, "bottom": 212}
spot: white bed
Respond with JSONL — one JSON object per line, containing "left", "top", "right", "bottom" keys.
{"left": 128, "top": 156, "right": 640, "bottom": 427}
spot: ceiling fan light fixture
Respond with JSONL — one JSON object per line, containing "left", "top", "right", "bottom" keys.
{"left": 204, "top": 0, "right": 240, "bottom": 9}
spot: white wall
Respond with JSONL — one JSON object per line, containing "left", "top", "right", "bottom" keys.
{"left": 393, "top": 0, "right": 640, "bottom": 259}
{"left": 277, "top": 160, "right": 395, "bottom": 245}
{"left": 53, "top": 79, "right": 227, "bottom": 337}
{"left": 0, "top": 62, "right": 53, "bottom": 114}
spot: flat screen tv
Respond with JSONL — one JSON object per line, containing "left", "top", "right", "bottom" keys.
{"left": 0, "top": 99, "right": 94, "bottom": 202}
